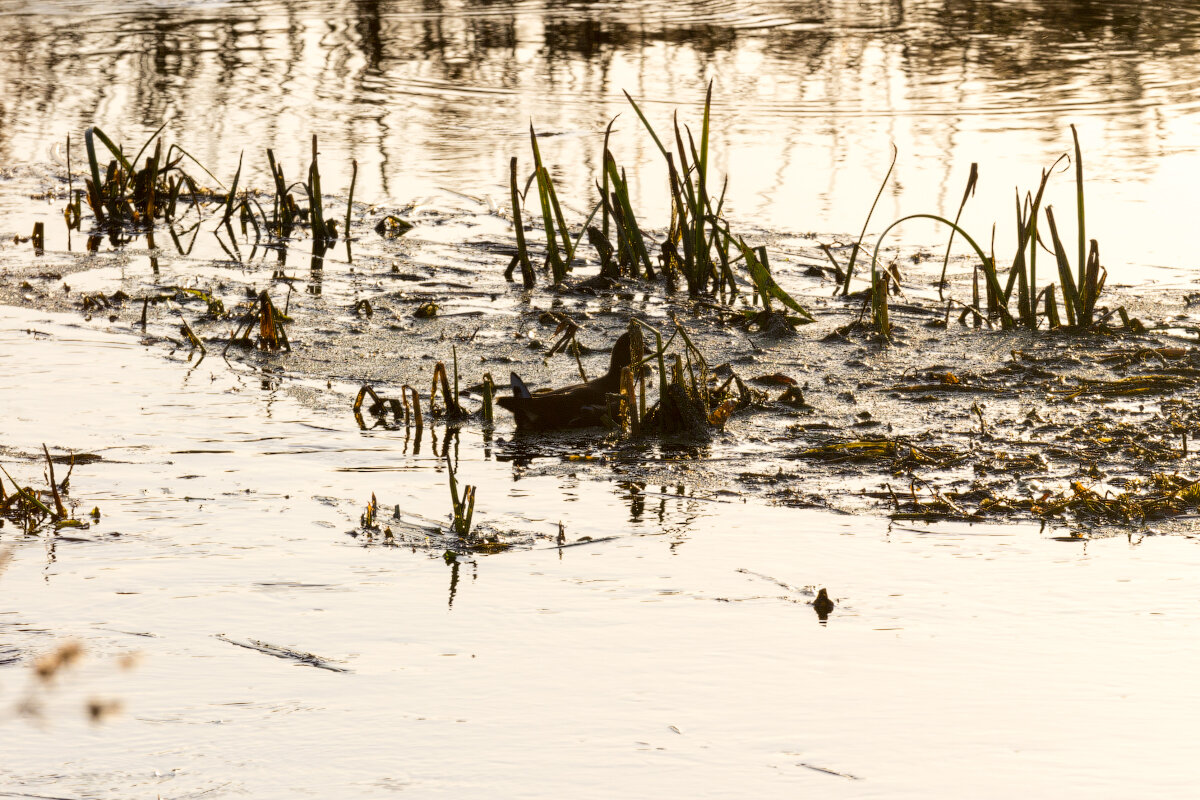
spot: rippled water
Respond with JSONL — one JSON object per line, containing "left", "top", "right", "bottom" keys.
{"left": 5, "top": 0, "right": 1200, "bottom": 275}
{"left": 6, "top": 1, "right": 1200, "bottom": 796}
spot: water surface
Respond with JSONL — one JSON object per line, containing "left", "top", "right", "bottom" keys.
{"left": 3, "top": 307, "right": 1200, "bottom": 797}
{"left": 4, "top": 0, "right": 1200, "bottom": 276}
{"left": 5, "top": 2, "right": 1200, "bottom": 796}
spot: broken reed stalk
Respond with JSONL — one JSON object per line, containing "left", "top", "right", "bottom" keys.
{"left": 872, "top": 267, "right": 891, "bottom": 339}
{"left": 308, "top": 135, "right": 326, "bottom": 241}
{"left": 481, "top": 373, "right": 495, "bottom": 424}
{"left": 266, "top": 149, "right": 294, "bottom": 235}
{"left": 220, "top": 150, "right": 243, "bottom": 226}
{"left": 149, "top": 139, "right": 164, "bottom": 221}
{"left": 620, "top": 365, "right": 640, "bottom": 436}
{"left": 257, "top": 290, "right": 289, "bottom": 351}
{"left": 445, "top": 453, "right": 476, "bottom": 537}
{"left": 430, "top": 355, "right": 464, "bottom": 418}
{"left": 402, "top": 385, "right": 423, "bottom": 429}
{"left": 507, "top": 157, "right": 535, "bottom": 288}
{"left": 178, "top": 308, "right": 207, "bottom": 354}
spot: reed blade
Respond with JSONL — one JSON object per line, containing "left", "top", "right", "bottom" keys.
{"left": 841, "top": 143, "right": 897, "bottom": 295}
{"left": 1043, "top": 205, "right": 1079, "bottom": 328}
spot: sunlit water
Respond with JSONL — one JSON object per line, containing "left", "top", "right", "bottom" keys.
{"left": 4, "top": 0, "right": 1200, "bottom": 278}
{"left": 4, "top": 306, "right": 1200, "bottom": 797}
{"left": 5, "top": 1, "right": 1200, "bottom": 796}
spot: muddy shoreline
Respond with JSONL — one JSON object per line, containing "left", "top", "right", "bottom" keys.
{"left": 4, "top": 187, "right": 1200, "bottom": 539}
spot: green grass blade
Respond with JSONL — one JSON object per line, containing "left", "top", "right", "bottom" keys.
{"left": 693, "top": 82, "right": 712, "bottom": 294}
{"left": 130, "top": 121, "right": 169, "bottom": 172}
{"left": 221, "top": 150, "right": 243, "bottom": 225}
{"left": 733, "top": 237, "right": 813, "bottom": 321}
{"left": 1043, "top": 205, "right": 1079, "bottom": 328}
{"left": 535, "top": 167, "right": 565, "bottom": 282}
{"left": 603, "top": 153, "right": 652, "bottom": 277}
{"left": 601, "top": 117, "right": 617, "bottom": 238}
{"left": 165, "top": 143, "right": 225, "bottom": 190}
{"left": 841, "top": 143, "right": 897, "bottom": 295}
{"left": 544, "top": 170, "right": 573, "bottom": 265}
{"left": 345, "top": 158, "right": 357, "bottom": 241}
{"left": 622, "top": 91, "right": 671, "bottom": 160}
{"left": 565, "top": 199, "right": 603, "bottom": 266}
{"left": 870, "top": 213, "right": 1014, "bottom": 328}
{"left": 1071, "top": 124, "right": 1086, "bottom": 292}
{"left": 530, "top": 125, "right": 568, "bottom": 281}
{"left": 83, "top": 128, "right": 105, "bottom": 224}
{"left": 938, "top": 162, "right": 977, "bottom": 300}
{"left": 89, "top": 127, "right": 135, "bottom": 180}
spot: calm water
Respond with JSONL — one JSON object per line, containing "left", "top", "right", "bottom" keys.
{"left": 5, "top": 1, "right": 1200, "bottom": 796}
{"left": 5, "top": 306, "right": 1200, "bottom": 797}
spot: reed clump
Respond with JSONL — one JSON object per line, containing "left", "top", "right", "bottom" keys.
{"left": 225, "top": 290, "right": 290, "bottom": 352}
{"left": 610, "top": 318, "right": 748, "bottom": 438}
{"left": 856, "top": 127, "right": 1141, "bottom": 335}
{"left": 0, "top": 447, "right": 91, "bottom": 534}
{"left": 77, "top": 124, "right": 214, "bottom": 230}
{"left": 72, "top": 128, "right": 363, "bottom": 252}
{"left": 444, "top": 453, "right": 476, "bottom": 538}
{"left": 504, "top": 84, "right": 813, "bottom": 326}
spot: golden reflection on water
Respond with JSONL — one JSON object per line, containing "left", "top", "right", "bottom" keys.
{"left": 2, "top": 0, "right": 1200, "bottom": 278}
{"left": 5, "top": 5, "right": 1200, "bottom": 793}
{"left": 3, "top": 307, "right": 1200, "bottom": 796}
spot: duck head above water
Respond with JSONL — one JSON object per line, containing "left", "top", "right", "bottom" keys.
{"left": 496, "top": 331, "right": 642, "bottom": 431}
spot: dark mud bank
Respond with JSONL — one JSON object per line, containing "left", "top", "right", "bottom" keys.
{"left": 5, "top": 193, "right": 1200, "bottom": 537}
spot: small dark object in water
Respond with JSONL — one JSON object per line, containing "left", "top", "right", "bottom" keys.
{"left": 813, "top": 588, "right": 835, "bottom": 621}
{"left": 497, "top": 331, "right": 639, "bottom": 430}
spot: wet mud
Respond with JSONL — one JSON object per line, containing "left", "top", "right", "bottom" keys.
{"left": 4, "top": 186, "right": 1200, "bottom": 540}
